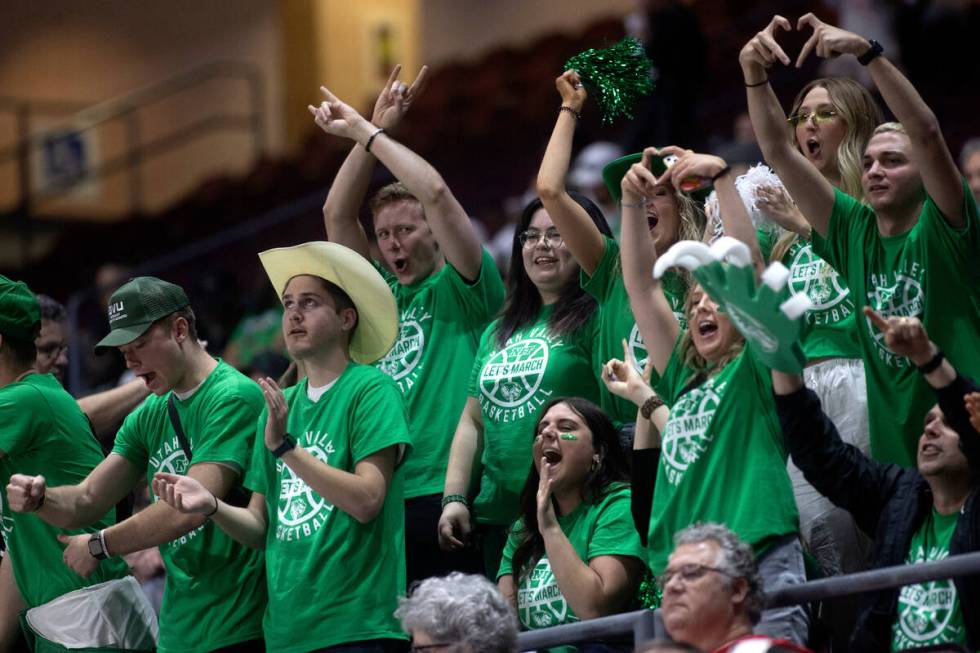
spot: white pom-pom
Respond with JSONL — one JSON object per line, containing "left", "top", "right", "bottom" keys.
{"left": 733, "top": 163, "right": 788, "bottom": 232}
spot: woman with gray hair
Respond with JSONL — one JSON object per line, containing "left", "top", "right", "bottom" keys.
{"left": 396, "top": 572, "right": 519, "bottom": 653}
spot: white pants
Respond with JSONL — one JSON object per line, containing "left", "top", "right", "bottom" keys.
{"left": 787, "top": 358, "right": 873, "bottom": 576}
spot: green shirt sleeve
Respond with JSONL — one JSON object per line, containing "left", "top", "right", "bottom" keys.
{"left": 497, "top": 521, "right": 522, "bottom": 580}
{"left": 350, "top": 374, "right": 413, "bottom": 463}
{"left": 811, "top": 188, "right": 871, "bottom": 274}
{"left": 585, "top": 487, "right": 645, "bottom": 562}
{"left": 440, "top": 249, "right": 506, "bottom": 328}
{"left": 110, "top": 402, "right": 151, "bottom": 471}
{"left": 189, "top": 394, "right": 263, "bottom": 472}
{"left": 0, "top": 385, "right": 42, "bottom": 456}
{"left": 243, "top": 411, "right": 271, "bottom": 496}
{"left": 581, "top": 236, "right": 619, "bottom": 303}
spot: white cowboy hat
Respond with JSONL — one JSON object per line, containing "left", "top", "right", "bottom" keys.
{"left": 258, "top": 241, "right": 398, "bottom": 364}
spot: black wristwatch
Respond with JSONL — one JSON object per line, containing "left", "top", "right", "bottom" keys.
{"left": 271, "top": 434, "right": 297, "bottom": 458}
{"left": 857, "top": 39, "right": 883, "bottom": 66}
{"left": 88, "top": 531, "right": 108, "bottom": 560}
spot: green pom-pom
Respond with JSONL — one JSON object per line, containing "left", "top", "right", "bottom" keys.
{"left": 564, "top": 37, "right": 654, "bottom": 124}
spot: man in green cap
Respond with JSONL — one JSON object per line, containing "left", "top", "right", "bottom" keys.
{"left": 6, "top": 276, "right": 267, "bottom": 653}
{"left": 0, "top": 274, "right": 130, "bottom": 650}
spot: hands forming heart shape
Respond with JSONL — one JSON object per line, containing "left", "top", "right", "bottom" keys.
{"left": 740, "top": 13, "right": 873, "bottom": 71}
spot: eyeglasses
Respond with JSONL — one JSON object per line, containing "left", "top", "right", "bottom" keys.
{"left": 518, "top": 229, "right": 563, "bottom": 249}
{"left": 36, "top": 343, "right": 69, "bottom": 358}
{"left": 786, "top": 108, "right": 839, "bottom": 127}
{"left": 657, "top": 563, "right": 734, "bottom": 589}
{"left": 410, "top": 644, "right": 452, "bottom": 653}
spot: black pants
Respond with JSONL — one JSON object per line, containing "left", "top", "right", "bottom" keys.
{"left": 404, "top": 494, "right": 482, "bottom": 585}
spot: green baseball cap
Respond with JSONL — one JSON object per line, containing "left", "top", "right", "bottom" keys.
{"left": 602, "top": 152, "right": 713, "bottom": 203}
{"left": 0, "top": 275, "right": 41, "bottom": 341}
{"left": 94, "top": 276, "right": 189, "bottom": 353}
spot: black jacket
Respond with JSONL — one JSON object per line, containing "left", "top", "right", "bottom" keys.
{"left": 773, "top": 373, "right": 980, "bottom": 652}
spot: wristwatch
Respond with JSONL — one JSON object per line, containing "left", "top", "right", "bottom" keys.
{"left": 857, "top": 39, "right": 884, "bottom": 66}
{"left": 271, "top": 434, "right": 297, "bottom": 458}
{"left": 88, "top": 530, "right": 109, "bottom": 560}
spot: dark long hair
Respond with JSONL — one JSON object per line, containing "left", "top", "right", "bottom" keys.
{"left": 495, "top": 193, "right": 613, "bottom": 347}
{"left": 510, "top": 397, "right": 631, "bottom": 582}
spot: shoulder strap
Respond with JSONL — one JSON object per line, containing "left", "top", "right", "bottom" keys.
{"left": 166, "top": 394, "right": 193, "bottom": 462}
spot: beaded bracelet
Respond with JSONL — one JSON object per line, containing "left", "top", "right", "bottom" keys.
{"left": 559, "top": 106, "right": 581, "bottom": 120}
{"left": 441, "top": 494, "right": 469, "bottom": 509}
{"left": 640, "top": 395, "right": 665, "bottom": 420}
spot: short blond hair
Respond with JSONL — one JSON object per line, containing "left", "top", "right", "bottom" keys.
{"left": 368, "top": 181, "right": 420, "bottom": 217}
{"left": 872, "top": 121, "right": 907, "bottom": 138}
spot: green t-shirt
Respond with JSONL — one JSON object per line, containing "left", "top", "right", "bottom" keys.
{"left": 112, "top": 360, "right": 266, "bottom": 653}
{"left": 761, "top": 233, "right": 861, "bottom": 361}
{"left": 244, "top": 363, "right": 413, "bottom": 653}
{"left": 498, "top": 485, "right": 645, "bottom": 631}
{"left": 469, "top": 306, "right": 602, "bottom": 526}
{"left": 812, "top": 182, "right": 980, "bottom": 466}
{"left": 648, "top": 341, "right": 799, "bottom": 573}
{"left": 0, "top": 374, "right": 129, "bottom": 607}
{"left": 891, "top": 509, "right": 968, "bottom": 651}
{"left": 582, "top": 236, "right": 688, "bottom": 424}
{"left": 375, "top": 249, "right": 504, "bottom": 498}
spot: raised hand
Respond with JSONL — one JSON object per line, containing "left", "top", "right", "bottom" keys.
{"left": 755, "top": 184, "right": 810, "bottom": 236}
{"left": 152, "top": 472, "right": 216, "bottom": 515}
{"left": 371, "top": 64, "right": 430, "bottom": 131}
{"left": 739, "top": 15, "right": 793, "bottom": 76}
{"left": 795, "top": 14, "right": 871, "bottom": 67}
{"left": 556, "top": 70, "right": 587, "bottom": 113}
{"left": 6, "top": 473, "right": 46, "bottom": 513}
{"left": 863, "top": 307, "right": 933, "bottom": 365}
{"left": 258, "top": 377, "right": 289, "bottom": 451}
{"left": 308, "top": 86, "right": 371, "bottom": 140}
{"left": 536, "top": 457, "right": 559, "bottom": 532}
{"left": 621, "top": 147, "right": 662, "bottom": 201}
{"left": 437, "top": 502, "right": 472, "bottom": 552}
{"left": 658, "top": 146, "right": 727, "bottom": 193}
{"left": 602, "top": 339, "right": 656, "bottom": 407}
{"left": 57, "top": 533, "right": 99, "bottom": 578}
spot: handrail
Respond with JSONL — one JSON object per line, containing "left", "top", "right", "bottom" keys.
{"left": 516, "top": 552, "right": 980, "bottom": 651}
{"left": 0, "top": 59, "right": 265, "bottom": 215}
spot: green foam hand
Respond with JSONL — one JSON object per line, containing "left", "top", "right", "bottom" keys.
{"left": 653, "top": 237, "right": 813, "bottom": 373}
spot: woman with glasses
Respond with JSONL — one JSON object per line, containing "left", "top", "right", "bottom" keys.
{"left": 438, "top": 194, "right": 612, "bottom": 576}
{"left": 739, "top": 17, "right": 884, "bottom": 590}
{"left": 497, "top": 397, "right": 645, "bottom": 650}
{"left": 536, "top": 70, "right": 703, "bottom": 427}
{"left": 617, "top": 148, "right": 806, "bottom": 644}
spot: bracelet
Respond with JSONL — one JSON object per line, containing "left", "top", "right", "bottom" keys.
{"left": 640, "top": 395, "right": 665, "bottom": 420}
{"left": 98, "top": 529, "right": 110, "bottom": 558}
{"left": 559, "top": 106, "right": 581, "bottom": 120}
{"left": 205, "top": 492, "right": 219, "bottom": 518}
{"left": 857, "top": 39, "right": 883, "bottom": 66}
{"left": 916, "top": 348, "right": 945, "bottom": 375}
{"left": 441, "top": 494, "right": 469, "bottom": 509}
{"left": 710, "top": 165, "right": 732, "bottom": 182}
{"left": 745, "top": 77, "right": 769, "bottom": 88}
{"left": 364, "top": 128, "right": 386, "bottom": 154}
{"left": 621, "top": 198, "right": 647, "bottom": 209}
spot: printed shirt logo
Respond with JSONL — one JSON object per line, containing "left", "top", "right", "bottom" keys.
{"left": 478, "top": 327, "right": 560, "bottom": 424}
{"left": 149, "top": 436, "right": 204, "bottom": 549}
{"left": 275, "top": 433, "right": 336, "bottom": 542}
{"left": 865, "top": 270, "right": 925, "bottom": 368}
{"left": 518, "top": 558, "right": 577, "bottom": 629}
{"left": 661, "top": 379, "right": 726, "bottom": 485}
{"left": 0, "top": 493, "right": 12, "bottom": 544}
{"left": 627, "top": 323, "right": 648, "bottom": 372}
{"left": 893, "top": 546, "right": 964, "bottom": 649}
{"left": 377, "top": 308, "right": 431, "bottom": 393}
{"left": 789, "top": 243, "right": 853, "bottom": 325}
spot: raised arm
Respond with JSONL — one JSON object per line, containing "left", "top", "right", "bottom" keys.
{"left": 659, "top": 147, "right": 764, "bottom": 272}
{"left": 438, "top": 397, "right": 484, "bottom": 551}
{"left": 796, "top": 14, "right": 965, "bottom": 227}
{"left": 618, "top": 149, "right": 681, "bottom": 375}
{"left": 536, "top": 71, "right": 607, "bottom": 275}
{"left": 536, "top": 463, "right": 643, "bottom": 619}
{"left": 321, "top": 65, "right": 429, "bottom": 257}
{"left": 312, "top": 84, "right": 484, "bottom": 281}
{"left": 739, "top": 16, "right": 836, "bottom": 236}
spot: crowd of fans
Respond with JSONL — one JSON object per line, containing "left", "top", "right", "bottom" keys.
{"left": 1, "top": 9, "right": 980, "bottom": 653}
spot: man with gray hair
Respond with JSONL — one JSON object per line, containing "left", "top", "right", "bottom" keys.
{"left": 660, "top": 523, "right": 810, "bottom": 653}
{"left": 396, "top": 572, "right": 518, "bottom": 653}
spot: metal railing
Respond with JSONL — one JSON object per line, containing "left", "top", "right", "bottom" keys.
{"left": 516, "top": 551, "right": 980, "bottom": 650}
{"left": 0, "top": 60, "right": 265, "bottom": 216}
